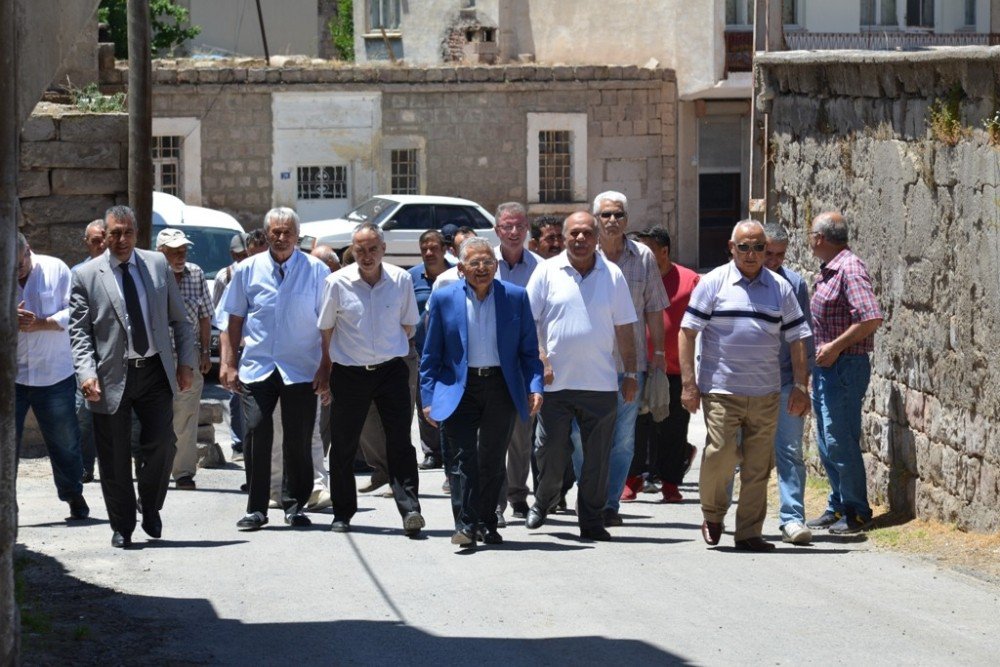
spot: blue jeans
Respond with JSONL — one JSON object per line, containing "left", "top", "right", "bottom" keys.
{"left": 813, "top": 355, "right": 872, "bottom": 521}
{"left": 774, "top": 383, "right": 806, "bottom": 527}
{"left": 15, "top": 375, "right": 84, "bottom": 500}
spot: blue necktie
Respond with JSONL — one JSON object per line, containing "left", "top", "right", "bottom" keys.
{"left": 119, "top": 263, "right": 149, "bottom": 356}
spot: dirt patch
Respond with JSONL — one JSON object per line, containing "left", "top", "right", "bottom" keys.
{"left": 769, "top": 473, "right": 1000, "bottom": 585}
{"left": 15, "top": 546, "right": 171, "bottom": 666}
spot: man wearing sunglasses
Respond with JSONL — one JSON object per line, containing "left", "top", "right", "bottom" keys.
{"left": 679, "top": 220, "right": 812, "bottom": 552}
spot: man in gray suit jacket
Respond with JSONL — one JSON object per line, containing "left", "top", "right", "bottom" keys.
{"left": 69, "top": 205, "right": 196, "bottom": 549}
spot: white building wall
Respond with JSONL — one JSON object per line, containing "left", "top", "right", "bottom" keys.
{"left": 185, "top": 0, "right": 318, "bottom": 57}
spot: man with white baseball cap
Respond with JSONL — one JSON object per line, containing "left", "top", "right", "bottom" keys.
{"left": 157, "top": 228, "right": 213, "bottom": 490}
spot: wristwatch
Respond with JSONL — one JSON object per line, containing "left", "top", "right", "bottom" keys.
{"left": 794, "top": 382, "right": 809, "bottom": 394}
{"left": 623, "top": 372, "right": 638, "bottom": 380}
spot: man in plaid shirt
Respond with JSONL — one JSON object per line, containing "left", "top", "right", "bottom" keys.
{"left": 157, "top": 229, "right": 213, "bottom": 490}
{"left": 805, "top": 212, "right": 883, "bottom": 535}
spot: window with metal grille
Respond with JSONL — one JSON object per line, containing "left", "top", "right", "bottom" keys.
{"left": 390, "top": 149, "right": 418, "bottom": 195}
{"left": 861, "top": 0, "right": 898, "bottom": 27}
{"left": 152, "top": 135, "right": 182, "bottom": 197}
{"left": 538, "top": 130, "right": 571, "bottom": 203}
{"left": 906, "top": 0, "right": 934, "bottom": 27}
{"left": 297, "top": 166, "right": 348, "bottom": 200}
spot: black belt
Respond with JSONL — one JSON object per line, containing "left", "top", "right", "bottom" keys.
{"left": 127, "top": 353, "right": 159, "bottom": 368}
{"left": 469, "top": 366, "right": 501, "bottom": 377}
{"left": 362, "top": 358, "right": 398, "bottom": 371}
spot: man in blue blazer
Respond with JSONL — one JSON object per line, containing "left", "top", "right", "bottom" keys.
{"left": 420, "top": 238, "right": 544, "bottom": 548}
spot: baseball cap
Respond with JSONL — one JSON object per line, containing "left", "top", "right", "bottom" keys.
{"left": 156, "top": 228, "right": 193, "bottom": 249}
{"left": 230, "top": 232, "right": 248, "bottom": 252}
{"left": 440, "top": 223, "right": 459, "bottom": 243}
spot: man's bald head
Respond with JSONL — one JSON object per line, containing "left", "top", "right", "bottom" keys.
{"left": 812, "top": 211, "right": 849, "bottom": 246}
{"left": 311, "top": 244, "right": 341, "bottom": 272}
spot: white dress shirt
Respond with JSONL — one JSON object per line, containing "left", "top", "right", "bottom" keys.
{"left": 318, "top": 262, "right": 419, "bottom": 367}
{"left": 223, "top": 249, "right": 329, "bottom": 384}
{"left": 526, "top": 251, "right": 637, "bottom": 393}
{"left": 16, "top": 253, "right": 76, "bottom": 386}
{"left": 112, "top": 252, "right": 160, "bottom": 358}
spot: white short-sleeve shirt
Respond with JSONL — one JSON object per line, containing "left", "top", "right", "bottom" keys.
{"left": 526, "top": 252, "right": 638, "bottom": 392}
{"left": 318, "top": 262, "right": 419, "bottom": 367}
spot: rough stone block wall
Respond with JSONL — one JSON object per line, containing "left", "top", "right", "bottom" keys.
{"left": 151, "top": 61, "right": 677, "bottom": 234}
{"left": 18, "top": 104, "right": 128, "bottom": 264}
{"left": 756, "top": 48, "right": 1000, "bottom": 532}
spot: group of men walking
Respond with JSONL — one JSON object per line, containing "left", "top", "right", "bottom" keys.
{"left": 15, "top": 191, "right": 881, "bottom": 553}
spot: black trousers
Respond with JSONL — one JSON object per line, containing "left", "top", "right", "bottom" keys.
{"left": 631, "top": 374, "right": 692, "bottom": 484}
{"left": 441, "top": 373, "right": 516, "bottom": 533}
{"left": 92, "top": 357, "right": 175, "bottom": 536}
{"left": 534, "top": 390, "right": 618, "bottom": 530}
{"left": 241, "top": 370, "right": 316, "bottom": 514}
{"left": 329, "top": 358, "right": 420, "bottom": 522}
{"left": 530, "top": 416, "right": 576, "bottom": 501}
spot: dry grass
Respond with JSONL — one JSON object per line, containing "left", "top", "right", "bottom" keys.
{"left": 767, "top": 472, "right": 1000, "bottom": 584}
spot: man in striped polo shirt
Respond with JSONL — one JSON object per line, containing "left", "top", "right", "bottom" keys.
{"left": 679, "top": 220, "right": 812, "bottom": 551}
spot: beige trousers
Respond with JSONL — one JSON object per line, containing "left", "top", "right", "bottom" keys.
{"left": 171, "top": 369, "right": 205, "bottom": 480}
{"left": 699, "top": 392, "right": 779, "bottom": 541}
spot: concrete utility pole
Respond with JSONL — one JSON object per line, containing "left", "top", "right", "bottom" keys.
{"left": 128, "top": 0, "right": 153, "bottom": 248}
{"left": 0, "top": 0, "right": 21, "bottom": 663}
{"left": 748, "top": 0, "right": 784, "bottom": 220}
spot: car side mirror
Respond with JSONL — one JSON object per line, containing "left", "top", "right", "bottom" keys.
{"left": 381, "top": 219, "right": 397, "bottom": 231}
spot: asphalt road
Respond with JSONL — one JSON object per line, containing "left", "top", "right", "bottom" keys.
{"left": 15, "top": 387, "right": 1000, "bottom": 665}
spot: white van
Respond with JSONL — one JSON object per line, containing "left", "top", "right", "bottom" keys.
{"left": 151, "top": 191, "right": 245, "bottom": 364}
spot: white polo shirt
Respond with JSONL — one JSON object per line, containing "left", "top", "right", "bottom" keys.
{"left": 318, "top": 262, "right": 419, "bottom": 367}
{"left": 526, "top": 251, "right": 637, "bottom": 392}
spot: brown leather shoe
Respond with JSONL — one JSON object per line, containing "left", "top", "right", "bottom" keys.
{"left": 734, "top": 536, "right": 776, "bottom": 552}
{"left": 701, "top": 520, "right": 723, "bottom": 545}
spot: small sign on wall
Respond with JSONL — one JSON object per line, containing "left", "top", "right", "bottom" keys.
{"left": 280, "top": 172, "right": 291, "bottom": 180}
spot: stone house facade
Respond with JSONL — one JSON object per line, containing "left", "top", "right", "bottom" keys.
{"left": 151, "top": 61, "right": 678, "bottom": 243}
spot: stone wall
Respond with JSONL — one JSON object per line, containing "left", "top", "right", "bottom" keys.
{"left": 152, "top": 61, "right": 677, "bottom": 235}
{"left": 756, "top": 47, "right": 1000, "bottom": 532}
{"left": 18, "top": 103, "right": 127, "bottom": 264}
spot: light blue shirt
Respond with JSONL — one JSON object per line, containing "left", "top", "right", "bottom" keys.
{"left": 495, "top": 245, "right": 542, "bottom": 288}
{"left": 112, "top": 252, "right": 159, "bottom": 359}
{"left": 223, "top": 249, "right": 329, "bottom": 384}
{"left": 776, "top": 266, "right": 814, "bottom": 386}
{"left": 464, "top": 281, "right": 500, "bottom": 367}
{"left": 680, "top": 262, "right": 811, "bottom": 396}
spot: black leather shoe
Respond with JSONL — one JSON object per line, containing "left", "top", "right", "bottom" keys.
{"left": 580, "top": 526, "right": 612, "bottom": 541}
{"left": 602, "top": 509, "right": 624, "bottom": 527}
{"left": 111, "top": 531, "right": 132, "bottom": 549}
{"left": 735, "top": 536, "right": 776, "bottom": 552}
{"left": 702, "top": 520, "right": 723, "bottom": 545}
{"left": 67, "top": 495, "right": 90, "bottom": 520}
{"left": 418, "top": 454, "right": 442, "bottom": 470}
{"left": 237, "top": 512, "right": 268, "bottom": 531}
{"left": 285, "top": 511, "right": 312, "bottom": 527}
{"left": 141, "top": 509, "right": 162, "bottom": 539}
{"left": 525, "top": 506, "right": 546, "bottom": 529}
{"left": 482, "top": 529, "right": 503, "bottom": 545}
{"left": 510, "top": 501, "right": 530, "bottom": 519}
{"left": 330, "top": 519, "right": 350, "bottom": 533}
{"left": 81, "top": 470, "right": 95, "bottom": 484}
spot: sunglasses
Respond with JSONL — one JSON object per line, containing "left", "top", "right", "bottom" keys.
{"left": 599, "top": 211, "right": 627, "bottom": 220}
{"left": 735, "top": 243, "right": 766, "bottom": 253}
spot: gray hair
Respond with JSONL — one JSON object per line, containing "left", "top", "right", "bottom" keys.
{"left": 763, "top": 222, "right": 789, "bottom": 243}
{"left": 84, "top": 218, "right": 106, "bottom": 237}
{"left": 459, "top": 236, "right": 494, "bottom": 262}
{"left": 16, "top": 232, "right": 27, "bottom": 254}
{"left": 353, "top": 222, "right": 384, "bottom": 242}
{"left": 592, "top": 190, "right": 628, "bottom": 215}
{"left": 495, "top": 202, "right": 526, "bottom": 221}
{"left": 731, "top": 219, "right": 764, "bottom": 241}
{"left": 105, "top": 205, "right": 136, "bottom": 228}
{"left": 813, "top": 212, "right": 850, "bottom": 245}
{"left": 263, "top": 207, "right": 300, "bottom": 233}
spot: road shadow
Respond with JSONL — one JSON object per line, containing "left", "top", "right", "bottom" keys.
{"left": 21, "top": 517, "right": 110, "bottom": 529}
{"left": 546, "top": 532, "right": 692, "bottom": 546}
{"left": 139, "top": 539, "right": 249, "bottom": 549}
{"left": 711, "top": 545, "right": 856, "bottom": 555}
{"left": 15, "top": 546, "right": 693, "bottom": 665}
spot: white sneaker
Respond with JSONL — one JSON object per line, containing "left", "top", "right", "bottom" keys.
{"left": 781, "top": 521, "right": 813, "bottom": 545}
{"left": 305, "top": 488, "right": 332, "bottom": 511}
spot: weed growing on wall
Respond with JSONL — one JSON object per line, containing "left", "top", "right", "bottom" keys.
{"left": 69, "top": 82, "right": 126, "bottom": 113}
{"left": 984, "top": 111, "right": 1000, "bottom": 146}
{"left": 927, "top": 85, "right": 969, "bottom": 146}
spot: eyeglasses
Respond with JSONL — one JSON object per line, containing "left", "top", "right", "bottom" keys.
{"left": 735, "top": 243, "right": 766, "bottom": 253}
{"left": 599, "top": 211, "right": 627, "bottom": 220}
{"left": 464, "top": 259, "right": 497, "bottom": 270}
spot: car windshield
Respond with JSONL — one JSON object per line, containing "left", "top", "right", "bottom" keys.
{"left": 151, "top": 225, "right": 236, "bottom": 279}
{"left": 346, "top": 197, "right": 397, "bottom": 224}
